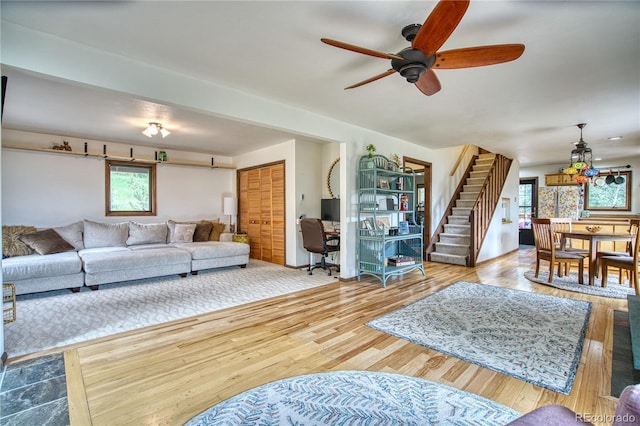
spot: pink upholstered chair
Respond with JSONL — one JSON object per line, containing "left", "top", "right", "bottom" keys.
{"left": 506, "top": 384, "right": 640, "bottom": 426}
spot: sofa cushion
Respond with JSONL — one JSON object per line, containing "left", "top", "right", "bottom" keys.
{"left": 54, "top": 221, "right": 84, "bottom": 250}
{"left": 208, "top": 223, "right": 227, "bottom": 241}
{"left": 194, "top": 221, "right": 213, "bottom": 242}
{"left": 172, "top": 241, "right": 250, "bottom": 260}
{"left": 2, "top": 251, "right": 83, "bottom": 280}
{"left": 2, "top": 225, "right": 37, "bottom": 257}
{"left": 83, "top": 220, "right": 129, "bottom": 248}
{"left": 127, "top": 222, "right": 168, "bottom": 246}
{"left": 167, "top": 220, "right": 196, "bottom": 243}
{"left": 80, "top": 247, "right": 191, "bottom": 273}
{"left": 19, "top": 229, "right": 75, "bottom": 255}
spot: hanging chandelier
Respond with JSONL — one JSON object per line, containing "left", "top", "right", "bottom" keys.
{"left": 562, "top": 123, "right": 598, "bottom": 183}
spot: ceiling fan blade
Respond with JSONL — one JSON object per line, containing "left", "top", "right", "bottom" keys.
{"left": 345, "top": 69, "right": 397, "bottom": 90}
{"left": 434, "top": 44, "right": 525, "bottom": 69}
{"left": 321, "top": 38, "right": 403, "bottom": 61}
{"left": 412, "top": 0, "right": 470, "bottom": 56}
{"left": 415, "top": 69, "right": 441, "bottom": 96}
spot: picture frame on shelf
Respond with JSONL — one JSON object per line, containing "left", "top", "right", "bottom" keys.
{"left": 398, "top": 221, "right": 410, "bottom": 235}
{"left": 378, "top": 177, "right": 390, "bottom": 189}
{"left": 376, "top": 215, "right": 391, "bottom": 232}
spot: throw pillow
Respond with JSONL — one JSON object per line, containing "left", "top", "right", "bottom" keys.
{"left": 168, "top": 222, "right": 196, "bottom": 243}
{"left": 83, "top": 220, "right": 129, "bottom": 249}
{"left": 2, "top": 225, "right": 37, "bottom": 257}
{"left": 194, "top": 221, "right": 213, "bottom": 242}
{"left": 19, "top": 229, "right": 75, "bottom": 255}
{"left": 54, "top": 221, "right": 85, "bottom": 250}
{"left": 208, "top": 223, "right": 227, "bottom": 241}
{"left": 127, "top": 222, "right": 168, "bottom": 245}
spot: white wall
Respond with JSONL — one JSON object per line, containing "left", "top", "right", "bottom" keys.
{"left": 2, "top": 132, "right": 235, "bottom": 227}
{"left": 477, "top": 159, "right": 520, "bottom": 263}
{"left": 520, "top": 156, "right": 640, "bottom": 215}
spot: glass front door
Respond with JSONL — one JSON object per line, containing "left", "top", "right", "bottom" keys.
{"left": 519, "top": 178, "right": 538, "bottom": 246}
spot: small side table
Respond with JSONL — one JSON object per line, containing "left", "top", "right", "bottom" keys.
{"left": 232, "top": 234, "right": 249, "bottom": 244}
{"left": 3, "top": 282, "right": 16, "bottom": 324}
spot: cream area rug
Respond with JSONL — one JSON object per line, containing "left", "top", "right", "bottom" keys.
{"left": 367, "top": 282, "right": 591, "bottom": 394}
{"left": 5, "top": 261, "right": 337, "bottom": 357}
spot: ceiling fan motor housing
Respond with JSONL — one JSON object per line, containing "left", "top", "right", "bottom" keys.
{"left": 391, "top": 48, "right": 435, "bottom": 83}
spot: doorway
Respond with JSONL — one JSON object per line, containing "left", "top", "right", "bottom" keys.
{"left": 403, "top": 157, "right": 432, "bottom": 259}
{"left": 519, "top": 177, "right": 538, "bottom": 246}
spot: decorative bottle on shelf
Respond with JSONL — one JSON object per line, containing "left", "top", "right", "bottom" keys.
{"left": 400, "top": 193, "right": 409, "bottom": 211}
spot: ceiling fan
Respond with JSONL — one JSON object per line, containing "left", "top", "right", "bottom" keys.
{"left": 321, "top": 0, "right": 525, "bottom": 96}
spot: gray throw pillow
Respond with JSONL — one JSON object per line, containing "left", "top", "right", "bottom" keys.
{"left": 83, "top": 220, "right": 129, "bottom": 249}
{"left": 167, "top": 220, "right": 196, "bottom": 243}
{"left": 127, "top": 222, "right": 168, "bottom": 246}
{"left": 19, "top": 229, "right": 75, "bottom": 255}
{"left": 54, "top": 221, "right": 84, "bottom": 250}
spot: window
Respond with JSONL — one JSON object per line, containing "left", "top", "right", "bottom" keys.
{"left": 106, "top": 160, "right": 157, "bottom": 216}
{"left": 584, "top": 170, "right": 631, "bottom": 211}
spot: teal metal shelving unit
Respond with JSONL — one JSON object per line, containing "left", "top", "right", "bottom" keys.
{"left": 357, "top": 155, "right": 424, "bottom": 287}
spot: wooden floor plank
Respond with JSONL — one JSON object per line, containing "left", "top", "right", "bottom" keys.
{"left": 8, "top": 247, "right": 631, "bottom": 426}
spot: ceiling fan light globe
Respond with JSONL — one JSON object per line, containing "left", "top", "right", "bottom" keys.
{"left": 160, "top": 128, "right": 170, "bottom": 138}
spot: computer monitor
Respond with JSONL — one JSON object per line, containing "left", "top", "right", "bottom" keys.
{"left": 321, "top": 198, "right": 340, "bottom": 222}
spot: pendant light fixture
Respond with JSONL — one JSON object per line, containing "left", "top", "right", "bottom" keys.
{"left": 563, "top": 123, "right": 598, "bottom": 183}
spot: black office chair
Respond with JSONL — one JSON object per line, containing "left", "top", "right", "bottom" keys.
{"left": 300, "top": 218, "right": 340, "bottom": 276}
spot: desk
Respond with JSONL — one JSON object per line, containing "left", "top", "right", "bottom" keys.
{"left": 561, "top": 230, "right": 634, "bottom": 286}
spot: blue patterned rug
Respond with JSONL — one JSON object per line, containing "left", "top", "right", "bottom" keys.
{"left": 366, "top": 282, "right": 592, "bottom": 395}
{"left": 186, "top": 370, "right": 521, "bottom": 425}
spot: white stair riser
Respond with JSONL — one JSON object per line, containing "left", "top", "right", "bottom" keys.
{"left": 435, "top": 243, "right": 469, "bottom": 256}
{"left": 430, "top": 253, "right": 467, "bottom": 266}
{"left": 456, "top": 199, "right": 475, "bottom": 208}
{"left": 448, "top": 216, "right": 469, "bottom": 225}
{"left": 444, "top": 224, "right": 470, "bottom": 234}
{"left": 440, "top": 234, "right": 470, "bottom": 244}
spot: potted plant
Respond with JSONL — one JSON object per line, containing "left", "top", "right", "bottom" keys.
{"left": 366, "top": 144, "right": 376, "bottom": 158}
{"left": 365, "top": 144, "right": 376, "bottom": 168}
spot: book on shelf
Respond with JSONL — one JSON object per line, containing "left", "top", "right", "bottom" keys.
{"left": 388, "top": 256, "right": 415, "bottom": 266}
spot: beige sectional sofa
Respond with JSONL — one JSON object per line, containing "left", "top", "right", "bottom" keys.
{"left": 2, "top": 219, "right": 250, "bottom": 295}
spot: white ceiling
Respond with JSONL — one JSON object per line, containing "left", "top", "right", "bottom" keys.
{"left": 1, "top": 1, "right": 639, "bottom": 167}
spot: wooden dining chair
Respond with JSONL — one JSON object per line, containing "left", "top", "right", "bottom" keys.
{"left": 549, "top": 217, "right": 588, "bottom": 276}
{"left": 600, "top": 219, "right": 640, "bottom": 294}
{"left": 531, "top": 218, "right": 585, "bottom": 284}
{"left": 595, "top": 219, "right": 639, "bottom": 282}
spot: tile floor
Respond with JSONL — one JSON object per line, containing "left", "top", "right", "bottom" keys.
{"left": 0, "top": 352, "right": 69, "bottom": 425}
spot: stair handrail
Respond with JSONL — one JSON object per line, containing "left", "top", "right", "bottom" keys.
{"left": 450, "top": 144, "right": 470, "bottom": 176}
{"left": 427, "top": 154, "right": 478, "bottom": 257}
{"left": 468, "top": 154, "right": 512, "bottom": 266}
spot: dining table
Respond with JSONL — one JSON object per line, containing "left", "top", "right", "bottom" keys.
{"left": 561, "top": 230, "right": 634, "bottom": 286}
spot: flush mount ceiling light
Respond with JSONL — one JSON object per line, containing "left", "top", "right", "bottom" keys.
{"left": 142, "top": 122, "right": 170, "bottom": 138}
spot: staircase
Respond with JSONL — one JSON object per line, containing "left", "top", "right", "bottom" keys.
{"left": 430, "top": 153, "right": 496, "bottom": 266}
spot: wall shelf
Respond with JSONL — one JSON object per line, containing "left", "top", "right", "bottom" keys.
{"left": 2, "top": 144, "right": 236, "bottom": 169}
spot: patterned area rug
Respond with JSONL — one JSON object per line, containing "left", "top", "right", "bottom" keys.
{"left": 5, "top": 261, "right": 337, "bottom": 357}
{"left": 366, "top": 282, "right": 591, "bottom": 395}
{"left": 185, "top": 370, "right": 521, "bottom": 425}
{"left": 524, "top": 269, "right": 634, "bottom": 299}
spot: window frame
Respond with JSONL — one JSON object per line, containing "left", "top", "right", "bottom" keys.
{"left": 584, "top": 170, "right": 631, "bottom": 211}
{"left": 105, "top": 160, "right": 157, "bottom": 216}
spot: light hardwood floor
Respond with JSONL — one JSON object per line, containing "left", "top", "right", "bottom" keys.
{"left": 11, "top": 247, "right": 630, "bottom": 425}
